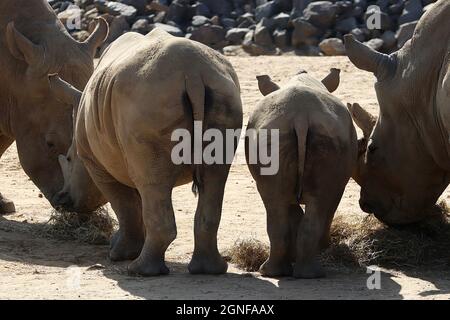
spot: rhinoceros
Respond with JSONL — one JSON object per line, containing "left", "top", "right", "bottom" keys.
{"left": 345, "top": 0, "right": 450, "bottom": 225}
{"left": 49, "top": 29, "right": 243, "bottom": 276}
{"left": 246, "top": 69, "right": 357, "bottom": 278}
{"left": 0, "top": 0, "right": 108, "bottom": 214}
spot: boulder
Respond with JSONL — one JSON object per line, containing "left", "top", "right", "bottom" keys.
{"left": 303, "top": 1, "right": 337, "bottom": 28}
{"left": 319, "top": 38, "right": 346, "bottom": 55}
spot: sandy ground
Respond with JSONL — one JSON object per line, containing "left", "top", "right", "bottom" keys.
{"left": 1, "top": 56, "right": 449, "bottom": 300}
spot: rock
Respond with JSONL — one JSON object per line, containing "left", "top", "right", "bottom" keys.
{"left": 381, "top": 30, "right": 396, "bottom": 51}
{"left": 199, "top": 0, "right": 233, "bottom": 17}
{"left": 255, "top": 1, "right": 279, "bottom": 22}
{"left": 273, "top": 28, "right": 289, "bottom": 49}
{"left": 291, "top": 18, "right": 321, "bottom": 48}
{"left": 103, "top": 1, "right": 137, "bottom": 22}
{"left": 190, "top": 25, "right": 227, "bottom": 48}
{"left": 291, "top": 0, "right": 312, "bottom": 18}
{"left": 303, "top": 1, "right": 337, "bottom": 28}
{"left": 271, "top": 12, "right": 290, "bottom": 30}
{"left": 335, "top": 17, "right": 357, "bottom": 33}
{"left": 319, "top": 38, "right": 346, "bottom": 56}
{"left": 388, "top": 0, "right": 404, "bottom": 15}
{"left": 118, "top": 0, "right": 147, "bottom": 15}
{"left": 131, "top": 18, "right": 150, "bottom": 34}
{"left": 225, "top": 28, "right": 250, "bottom": 45}
{"left": 222, "top": 45, "right": 245, "bottom": 56}
{"left": 191, "top": 15, "right": 210, "bottom": 27}
{"left": 396, "top": 20, "right": 418, "bottom": 49}
{"left": 350, "top": 28, "right": 366, "bottom": 42}
{"left": 254, "top": 24, "right": 273, "bottom": 47}
{"left": 192, "top": 2, "right": 211, "bottom": 17}
{"left": 398, "top": 0, "right": 423, "bottom": 25}
{"left": 58, "top": 6, "right": 83, "bottom": 30}
{"left": 221, "top": 18, "right": 236, "bottom": 29}
{"left": 152, "top": 22, "right": 184, "bottom": 37}
{"left": 364, "top": 38, "right": 383, "bottom": 51}
{"left": 166, "top": 0, "right": 190, "bottom": 26}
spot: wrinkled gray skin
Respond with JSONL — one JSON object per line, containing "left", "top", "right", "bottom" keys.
{"left": 50, "top": 29, "right": 243, "bottom": 276}
{"left": 0, "top": 0, "right": 108, "bottom": 214}
{"left": 345, "top": 0, "right": 450, "bottom": 225}
{"left": 246, "top": 70, "right": 357, "bottom": 278}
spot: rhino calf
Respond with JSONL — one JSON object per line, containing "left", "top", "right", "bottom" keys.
{"left": 50, "top": 29, "right": 243, "bottom": 276}
{"left": 246, "top": 70, "right": 357, "bottom": 278}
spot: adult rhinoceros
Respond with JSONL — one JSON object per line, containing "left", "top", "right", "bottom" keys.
{"left": 345, "top": 0, "right": 450, "bottom": 225}
{"left": 0, "top": 0, "right": 108, "bottom": 214}
{"left": 49, "top": 29, "right": 243, "bottom": 276}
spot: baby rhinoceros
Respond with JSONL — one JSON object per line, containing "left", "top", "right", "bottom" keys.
{"left": 246, "top": 69, "right": 357, "bottom": 278}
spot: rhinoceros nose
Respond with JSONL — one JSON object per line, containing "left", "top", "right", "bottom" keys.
{"left": 52, "top": 191, "right": 74, "bottom": 211}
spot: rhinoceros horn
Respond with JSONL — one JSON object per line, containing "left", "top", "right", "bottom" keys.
{"left": 49, "top": 75, "right": 82, "bottom": 108}
{"left": 80, "top": 17, "right": 109, "bottom": 59}
{"left": 347, "top": 103, "right": 377, "bottom": 138}
{"left": 344, "top": 34, "right": 396, "bottom": 81}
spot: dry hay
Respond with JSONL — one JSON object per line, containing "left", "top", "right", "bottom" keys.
{"left": 43, "top": 207, "right": 117, "bottom": 245}
{"left": 225, "top": 238, "right": 269, "bottom": 272}
{"left": 227, "top": 201, "right": 450, "bottom": 272}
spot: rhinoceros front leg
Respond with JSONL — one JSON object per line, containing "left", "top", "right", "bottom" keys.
{"left": 0, "top": 135, "right": 16, "bottom": 214}
{"left": 188, "top": 165, "right": 229, "bottom": 275}
{"left": 128, "top": 184, "right": 176, "bottom": 276}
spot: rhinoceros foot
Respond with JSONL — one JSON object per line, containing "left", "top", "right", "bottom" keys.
{"left": 188, "top": 253, "right": 228, "bottom": 275}
{"left": 259, "top": 259, "right": 293, "bottom": 277}
{"left": 109, "top": 230, "right": 144, "bottom": 261}
{"left": 127, "top": 256, "right": 170, "bottom": 277}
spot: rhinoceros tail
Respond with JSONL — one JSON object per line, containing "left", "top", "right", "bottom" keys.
{"left": 294, "top": 119, "right": 308, "bottom": 204}
{"left": 185, "top": 74, "right": 205, "bottom": 196}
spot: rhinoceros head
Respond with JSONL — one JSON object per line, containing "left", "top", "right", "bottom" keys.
{"left": 345, "top": 5, "right": 450, "bottom": 226}
{"left": 4, "top": 17, "right": 108, "bottom": 212}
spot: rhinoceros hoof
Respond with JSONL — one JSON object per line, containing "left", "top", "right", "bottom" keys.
{"left": 293, "top": 260, "right": 326, "bottom": 279}
{"left": 109, "top": 231, "right": 144, "bottom": 261}
{"left": 0, "top": 198, "right": 16, "bottom": 215}
{"left": 188, "top": 254, "right": 228, "bottom": 275}
{"left": 259, "top": 259, "right": 293, "bottom": 278}
{"left": 127, "top": 257, "right": 169, "bottom": 277}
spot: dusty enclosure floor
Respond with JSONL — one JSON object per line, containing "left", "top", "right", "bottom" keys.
{"left": 1, "top": 56, "right": 449, "bottom": 300}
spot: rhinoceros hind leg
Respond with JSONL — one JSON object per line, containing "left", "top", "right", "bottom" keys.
{"left": 84, "top": 162, "right": 144, "bottom": 261}
{"left": 0, "top": 194, "right": 15, "bottom": 215}
{"left": 128, "top": 184, "right": 175, "bottom": 276}
{"left": 188, "top": 165, "right": 230, "bottom": 275}
{"left": 293, "top": 199, "right": 336, "bottom": 279}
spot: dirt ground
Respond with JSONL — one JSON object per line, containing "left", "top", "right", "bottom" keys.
{"left": 1, "top": 56, "right": 449, "bottom": 300}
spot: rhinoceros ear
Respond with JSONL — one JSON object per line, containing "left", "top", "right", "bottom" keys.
{"left": 347, "top": 103, "right": 377, "bottom": 138}
{"left": 344, "top": 34, "right": 396, "bottom": 81}
{"left": 6, "top": 22, "right": 45, "bottom": 67}
{"left": 81, "top": 17, "right": 109, "bottom": 58}
{"left": 322, "top": 68, "right": 340, "bottom": 93}
{"left": 49, "top": 75, "right": 82, "bottom": 108}
{"left": 256, "top": 75, "right": 280, "bottom": 96}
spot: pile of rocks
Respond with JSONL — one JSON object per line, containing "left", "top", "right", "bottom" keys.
{"left": 49, "top": 0, "right": 438, "bottom": 56}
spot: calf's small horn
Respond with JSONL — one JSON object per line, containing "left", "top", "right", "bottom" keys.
{"left": 322, "top": 68, "right": 340, "bottom": 93}
{"left": 49, "top": 75, "right": 82, "bottom": 108}
{"left": 256, "top": 75, "right": 280, "bottom": 96}
{"left": 347, "top": 103, "right": 377, "bottom": 138}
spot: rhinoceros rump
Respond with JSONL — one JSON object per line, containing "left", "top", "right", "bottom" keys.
{"left": 50, "top": 29, "right": 243, "bottom": 276}
{"left": 247, "top": 70, "right": 357, "bottom": 278}
{"left": 0, "top": 0, "right": 108, "bottom": 214}
{"left": 345, "top": 0, "right": 450, "bottom": 225}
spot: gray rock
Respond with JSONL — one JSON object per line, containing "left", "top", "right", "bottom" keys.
{"left": 255, "top": 1, "right": 279, "bottom": 22}
{"left": 273, "top": 28, "right": 289, "bottom": 49}
{"left": 381, "top": 30, "right": 397, "bottom": 51}
{"left": 364, "top": 38, "right": 384, "bottom": 51}
{"left": 192, "top": 15, "right": 210, "bottom": 27}
{"left": 335, "top": 17, "right": 357, "bottom": 33}
{"left": 225, "top": 28, "right": 250, "bottom": 44}
{"left": 319, "top": 38, "right": 346, "bottom": 55}
{"left": 152, "top": 22, "right": 184, "bottom": 37}
{"left": 271, "top": 12, "right": 290, "bottom": 30}
{"left": 118, "top": 0, "right": 147, "bottom": 15}
{"left": 254, "top": 24, "right": 273, "bottom": 47}
{"left": 190, "top": 25, "right": 227, "bottom": 48}
{"left": 291, "top": 18, "right": 321, "bottom": 48}
{"left": 303, "top": 1, "right": 337, "bottom": 28}
{"left": 105, "top": 1, "right": 137, "bottom": 22}
{"left": 398, "top": 0, "right": 423, "bottom": 25}
{"left": 131, "top": 18, "right": 150, "bottom": 34}
{"left": 350, "top": 28, "right": 366, "bottom": 42}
